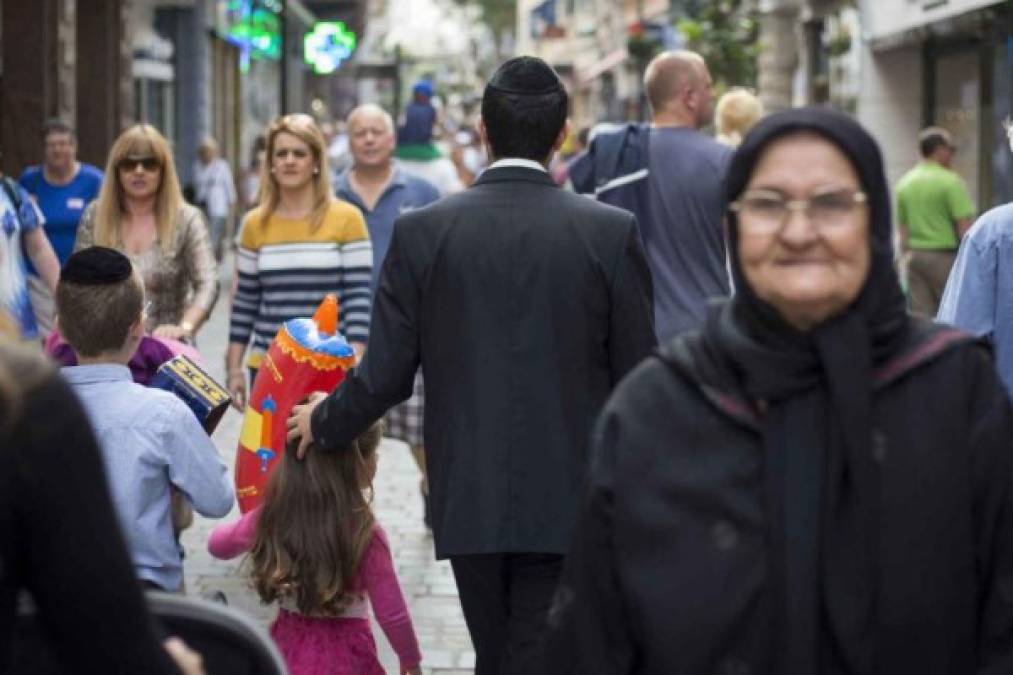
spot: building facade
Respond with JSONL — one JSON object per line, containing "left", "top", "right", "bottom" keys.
{"left": 857, "top": 0, "right": 1013, "bottom": 211}
{"left": 517, "top": 0, "right": 679, "bottom": 129}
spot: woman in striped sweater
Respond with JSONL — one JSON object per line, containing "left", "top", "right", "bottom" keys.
{"left": 226, "top": 114, "right": 372, "bottom": 410}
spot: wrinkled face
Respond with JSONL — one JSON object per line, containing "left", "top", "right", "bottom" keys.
{"left": 117, "top": 152, "right": 163, "bottom": 202}
{"left": 44, "top": 132, "right": 76, "bottom": 171}
{"left": 736, "top": 133, "right": 871, "bottom": 330}
{"left": 271, "top": 131, "right": 316, "bottom": 191}
{"left": 349, "top": 111, "right": 395, "bottom": 170}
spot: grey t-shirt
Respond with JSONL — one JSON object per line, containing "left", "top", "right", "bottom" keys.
{"left": 644, "top": 127, "right": 733, "bottom": 341}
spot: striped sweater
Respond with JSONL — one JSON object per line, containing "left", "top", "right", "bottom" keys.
{"left": 229, "top": 201, "right": 372, "bottom": 368}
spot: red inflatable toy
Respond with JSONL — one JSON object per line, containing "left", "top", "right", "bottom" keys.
{"left": 235, "top": 295, "right": 355, "bottom": 512}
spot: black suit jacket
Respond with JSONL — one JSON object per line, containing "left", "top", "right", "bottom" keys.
{"left": 312, "top": 166, "right": 656, "bottom": 558}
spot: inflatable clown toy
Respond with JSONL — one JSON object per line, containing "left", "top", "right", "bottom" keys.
{"left": 235, "top": 295, "right": 356, "bottom": 512}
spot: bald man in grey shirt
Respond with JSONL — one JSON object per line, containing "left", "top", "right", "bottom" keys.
{"left": 572, "top": 50, "right": 733, "bottom": 341}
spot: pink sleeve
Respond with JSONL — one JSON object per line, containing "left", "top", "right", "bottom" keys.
{"left": 207, "top": 507, "right": 260, "bottom": 560}
{"left": 361, "top": 526, "right": 422, "bottom": 672}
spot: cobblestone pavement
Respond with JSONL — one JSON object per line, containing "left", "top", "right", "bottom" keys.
{"left": 181, "top": 257, "right": 475, "bottom": 674}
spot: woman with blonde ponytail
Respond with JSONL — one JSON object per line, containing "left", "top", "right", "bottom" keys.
{"left": 225, "top": 114, "right": 372, "bottom": 410}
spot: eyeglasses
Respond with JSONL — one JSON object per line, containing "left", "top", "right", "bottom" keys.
{"left": 729, "top": 188, "right": 868, "bottom": 234}
{"left": 117, "top": 156, "right": 161, "bottom": 173}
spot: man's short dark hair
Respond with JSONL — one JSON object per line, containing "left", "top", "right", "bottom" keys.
{"left": 481, "top": 57, "right": 568, "bottom": 162}
{"left": 919, "top": 126, "right": 952, "bottom": 158}
{"left": 41, "top": 118, "right": 75, "bottom": 141}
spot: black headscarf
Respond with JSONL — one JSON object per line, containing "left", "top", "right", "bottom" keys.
{"left": 695, "top": 107, "right": 910, "bottom": 673}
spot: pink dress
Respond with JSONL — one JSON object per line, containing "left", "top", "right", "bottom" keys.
{"left": 208, "top": 508, "right": 422, "bottom": 674}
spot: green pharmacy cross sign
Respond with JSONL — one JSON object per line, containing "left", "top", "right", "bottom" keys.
{"left": 304, "top": 22, "right": 357, "bottom": 75}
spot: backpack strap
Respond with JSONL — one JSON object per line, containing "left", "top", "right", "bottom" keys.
{"left": 1, "top": 176, "right": 24, "bottom": 215}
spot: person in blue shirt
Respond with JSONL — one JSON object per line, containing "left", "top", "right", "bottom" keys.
{"left": 20, "top": 119, "right": 103, "bottom": 335}
{"left": 938, "top": 202, "right": 1013, "bottom": 397}
{"left": 398, "top": 80, "right": 437, "bottom": 146}
{"left": 56, "top": 246, "right": 234, "bottom": 591}
{"left": 336, "top": 103, "right": 440, "bottom": 527}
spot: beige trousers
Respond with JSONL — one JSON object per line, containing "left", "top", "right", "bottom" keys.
{"left": 907, "top": 249, "right": 957, "bottom": 318}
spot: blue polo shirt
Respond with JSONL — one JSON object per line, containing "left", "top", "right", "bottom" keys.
{"left": 335, "top": 165, "right": 440, "bottom": 295}
{"left": 19, "top": 163, "right": 103, "bottom": 269}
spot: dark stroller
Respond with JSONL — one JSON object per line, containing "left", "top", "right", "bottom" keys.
{"left": 13, "top": 591, "right": 288, "bottom": 674}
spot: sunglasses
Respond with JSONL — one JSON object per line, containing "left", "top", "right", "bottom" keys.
{"left": 118, "top": 156, "right": 161, "bottom": 172}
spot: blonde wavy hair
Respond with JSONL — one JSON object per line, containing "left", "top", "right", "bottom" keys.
{"left": 93, "top": 124, "right": 183, "bottom": 253}
{"left": 255, "top": 114, "right": 334, "bottom": 232}
{"left": 715, "top": 88, "right": 765, "bottom": 147}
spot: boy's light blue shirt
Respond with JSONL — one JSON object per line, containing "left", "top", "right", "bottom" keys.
{"left": 61, "top": 364, "right": 234, "bottom": 590}
{"left": 938, "top": 203, "right": 1013, "bottom": 397}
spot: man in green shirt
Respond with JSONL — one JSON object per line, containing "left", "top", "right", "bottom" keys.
{"left": 895, "top": 127, "right": 975, "bottom": 316}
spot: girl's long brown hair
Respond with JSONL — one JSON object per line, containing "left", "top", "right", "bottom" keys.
{"left": 250, "top": 421, "right": 384, "bottom": 615}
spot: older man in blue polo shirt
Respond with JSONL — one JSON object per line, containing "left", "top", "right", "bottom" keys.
{"left": 336, "top": 103, "right": 440, "bottom": 526}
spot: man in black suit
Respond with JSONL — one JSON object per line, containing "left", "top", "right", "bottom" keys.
{"left": 287, "top": 56, "right": 656, "bottom": 674}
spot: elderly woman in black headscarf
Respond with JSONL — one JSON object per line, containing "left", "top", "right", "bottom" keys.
{"left": 541, "top": 107, "right": 1013, "bottom": 674}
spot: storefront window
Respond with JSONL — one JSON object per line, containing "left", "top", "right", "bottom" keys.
{"left": 134, "top": 78, "right": 175, "bottom": 142}
{"left": 934, "top": 48, "right": 981, "bottom": 210}
{"left": 991, "top": 38, "right": 1013, "bottom": 207}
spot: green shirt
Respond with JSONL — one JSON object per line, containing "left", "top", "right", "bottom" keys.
{"left": 895, "top": 161, "right": 975, "bottom": 250}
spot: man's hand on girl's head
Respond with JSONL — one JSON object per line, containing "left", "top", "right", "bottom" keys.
{"left": 286, "top": 391, "right": 327, "bottom": 459}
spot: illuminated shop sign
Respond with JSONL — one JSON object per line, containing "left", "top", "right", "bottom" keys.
{"left": 303, "top": 22, "right": 357, "bottom": 75}
{"left": 216, "top": 0, "right": 282, "bottom": 70}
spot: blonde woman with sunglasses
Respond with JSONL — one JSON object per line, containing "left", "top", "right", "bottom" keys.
{"left": 75, "top": 124, "right": 218, "bottom": 343}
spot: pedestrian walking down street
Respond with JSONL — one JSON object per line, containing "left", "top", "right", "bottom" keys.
{"left": 0, "top": 162, "right": 61, "bottom": 341}
{"left": 208, "top": 423, "right": 423, "bottom": 675}
{"left": 336, "top": 103, "right": 441, "bottom": 529}
{"left": 193, "top": 137, "right": 238, "bottom": 262}
{"left": 287, "top": 56, "right": 656, "bottom": 675}
{"left": 225, "top": 113, "right": 372, "bottom": 412}
{"left": 0, "top": 336, "right": 206, "bottom": 675}
{"left": 74, "top": 123, "right": 219, "bottom": 344}
{"left": 938, "top": 201, "right": 1013, "bottom": 397}
{"left": 56, "top": 247, "right": 234, "bottom": 593}
{"left": 570, "top": 49, "right": 732, "bottom": 342}
{"left": 895, "top": 126, "right": 975, "bottom": 316}
{"left": 715, "top": 87, "right": 765, "bottom": 147}
{"left": 394, "top": 80, "right": 464, "bottom": 196}
{"left": 543, "top": 107, "right": 1013, "bottom": 674}
{"left": 19, "top": 118, "right": 103, "bottom": 336}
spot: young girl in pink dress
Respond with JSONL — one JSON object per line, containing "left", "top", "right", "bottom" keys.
{"left": 208, "top": 422, "right": 423, "bottom": 675}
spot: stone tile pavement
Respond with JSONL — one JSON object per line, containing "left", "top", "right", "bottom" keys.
{"left": 181, "top": 257, "right": 474, "bottom": 674}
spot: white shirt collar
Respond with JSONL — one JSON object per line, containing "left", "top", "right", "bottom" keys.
{"left": 487, "top": 158, "right": 548, "bottom": 173}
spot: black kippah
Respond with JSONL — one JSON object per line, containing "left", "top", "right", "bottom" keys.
{"left": 486, "top": 56, "right": 564, "bottom": 97}
{"left": 61, "top": 246, "right": 133, "bottom": 285}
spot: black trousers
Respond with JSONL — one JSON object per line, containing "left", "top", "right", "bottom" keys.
{"left": 450, "top": 552, "right": 565, "bottom": 675}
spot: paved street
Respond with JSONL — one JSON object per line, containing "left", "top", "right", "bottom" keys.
{"left": 181, "top": 257, "right": 474, "bottom": 674}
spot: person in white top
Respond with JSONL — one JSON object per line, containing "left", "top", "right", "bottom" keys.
{"left": 193, "top": 138, "right": 237, "bottom": 261}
